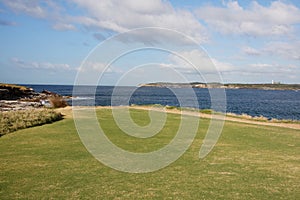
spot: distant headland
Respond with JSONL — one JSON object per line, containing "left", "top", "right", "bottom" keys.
{"left": 139, "top": 82, "right": 300, "bottom": 90}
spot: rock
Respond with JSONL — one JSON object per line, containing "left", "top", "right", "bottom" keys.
{"left": 0, "top": 84, "right": 38, "bottom": 100}
{"left": 41, "top": 89, "right": 57, "bottom": 96}
{"left": 0, "top": 83, "right": 68, "bottom": 111}
{"left": 0, "top": 100, "right": 42, "bottom": 111}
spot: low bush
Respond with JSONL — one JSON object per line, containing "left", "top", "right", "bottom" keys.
{"left": 199, "top": 109, "right": 213, "bottom": 114}
{"left": 48, "top": 96, "right": 68, "bottom": 108}
{"left": 0, "top": 109, "right": 63, "bottom": 136}
{"left": 165, "top": 105, "right": 178, "bottom": 110}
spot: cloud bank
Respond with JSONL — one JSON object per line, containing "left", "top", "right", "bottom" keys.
{"left": 195, "top": 1, "right": 300, "bottom": 36}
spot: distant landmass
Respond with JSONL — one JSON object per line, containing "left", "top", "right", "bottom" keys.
{"left": 139, "top": 82, "right": 300, "bottom": 90}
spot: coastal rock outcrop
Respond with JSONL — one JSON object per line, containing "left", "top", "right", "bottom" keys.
{"left": 0, "top": 84, "right": 37, "bottom": 100}
{"left": 0, "top": 83, "right": 68, "bottom": 111}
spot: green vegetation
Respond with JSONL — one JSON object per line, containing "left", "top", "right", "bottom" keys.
{"left": 0, "top": 83, "right": 31, "bottom": 91}
{"left": 166, "top": 106, "right": 213, "bottom": 114}
{"left": 140, "top": 82, "right": 300, "bottom": 90}
{"left": 0, "top": 109, "right": 63, "bottom": 136}
{"left": 131, "top": 104, "right": 300, "bottom": 123}
{"left": 223, "top": 83, "right": 300, "bottom": 90}
{"left": 199, "top": 109, "right": 213, "bottom": 114}
{"left": 48, "top": 96, "right": 68, "bottom": 108}
{"left": 225, "top": 112, "right": 300, "bottom": 124}
{"left": 165, "top": 105, "right": 178, "bottom": 110}
{"left": 0, "top": 108, "right": 299, "bottom": 199}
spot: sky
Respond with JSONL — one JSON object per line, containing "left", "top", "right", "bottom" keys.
{"left": 0, "top": 0, "right": 300, "bottom": 85}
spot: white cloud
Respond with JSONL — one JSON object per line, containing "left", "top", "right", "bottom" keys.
{"left": 1, "top": 0, "right": 48, "bottom": 18}
{"left": 78, "top": 61, "right": 122, "bottom": 73}
{"left": 242, "top": 41, "right": 300, "bottom": 60}
{"left": 243, "top": 47, "right": 260, "bottom": 56}
{"left": 52, "top": 23, "right": 76, "bottom": 31}
{"left": 165, "top": 48, "right": 300, "bottom": 83}
{"left": 2, "top": 0, "right": 208, "bottom": 43}
{"left": 249, "top": 63, "right": 273, "bottom": 68}
{"left": 161, "top": 49, "right": 236, "bottom": 75}
{"left": 195, "top": 1, "right": 300, "bottom": 36}
{"left": 218, "top": 62, "right": 300, "bottom": 83}
{"left": 1, "top": 0, "right": 74, "bottom": 32}
{"left": 244, "top": 62, "right": 299, "bottom": 76}
{"left": 242, "top": 46, "right": 261, "bottom": 56}
{"left": 211, "top": 58, "right": 236, "bottom": 72}
{"left": 11, "top": 57, "right": 73, "bottom": 71}
{"left": 70, "top": 0, "right": 208, "bottom": 44}
{"left": 263, "top": 41, "right": 300, "bottom": 60}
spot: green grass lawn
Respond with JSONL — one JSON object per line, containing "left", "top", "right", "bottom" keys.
{"left": 0, "top": 108, "right": 299, "bottom": 199}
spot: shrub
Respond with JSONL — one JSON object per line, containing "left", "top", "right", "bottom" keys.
{"left": 200, "top": 109, "right": 213, "bottom": 114}
{"left": 165, "top": 105, "right": 178, "bottom": 110}
{"left": 0, "top": 109, "right": 63, "bottom": 136}
{"left": 48, "top": 96, "right": 68, "bottom": 108}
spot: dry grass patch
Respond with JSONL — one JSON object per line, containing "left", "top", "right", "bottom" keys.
{"left": 0, "top": 109, "right": 63, "bottom": 136}
{"left": 48, "top": 96, "right": 68, "bottom": 108}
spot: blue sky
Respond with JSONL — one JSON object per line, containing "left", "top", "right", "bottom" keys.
{"left": 0, "top": 0, "right": 300, "bottom": 85}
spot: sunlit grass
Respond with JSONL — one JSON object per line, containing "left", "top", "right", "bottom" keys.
{"left": 0, "top": 108, "right": 299, "bottom": 199}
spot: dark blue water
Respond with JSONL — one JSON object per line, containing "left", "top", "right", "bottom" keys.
{"left": 25, "top": 85, "right": 300, "bottom": 120}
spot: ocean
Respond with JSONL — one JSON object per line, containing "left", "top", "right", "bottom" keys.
{"left": 25, "top": 85, "right": 300, "bottom": 120}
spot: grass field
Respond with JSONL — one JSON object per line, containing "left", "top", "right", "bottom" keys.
{"left": 0, "top": 108, "right": 299, "bottom": 199}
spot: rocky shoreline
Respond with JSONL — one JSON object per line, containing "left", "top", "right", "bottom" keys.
{"left": 0, "top": 100, "right": 42, "bottom": 111}
{"left": 0, "top": 83, "right": 68, "bottom": 111}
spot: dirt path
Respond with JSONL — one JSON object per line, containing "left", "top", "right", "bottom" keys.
{"left": 57, "top": 106, "right": 300, "bottom": 130}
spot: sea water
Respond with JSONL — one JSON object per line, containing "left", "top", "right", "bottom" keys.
{"left": 25, "top": 85, "right": 300, "bottom": 120}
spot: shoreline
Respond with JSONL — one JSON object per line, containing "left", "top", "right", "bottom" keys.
{"left": 2, "top": 98, "right": 299, "bottom": 130}
{"left": 59, "top": 105, "right": 300, "bottom": 130}
{"left": 139, "top": 82, "right": 300, "bottom": 91}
